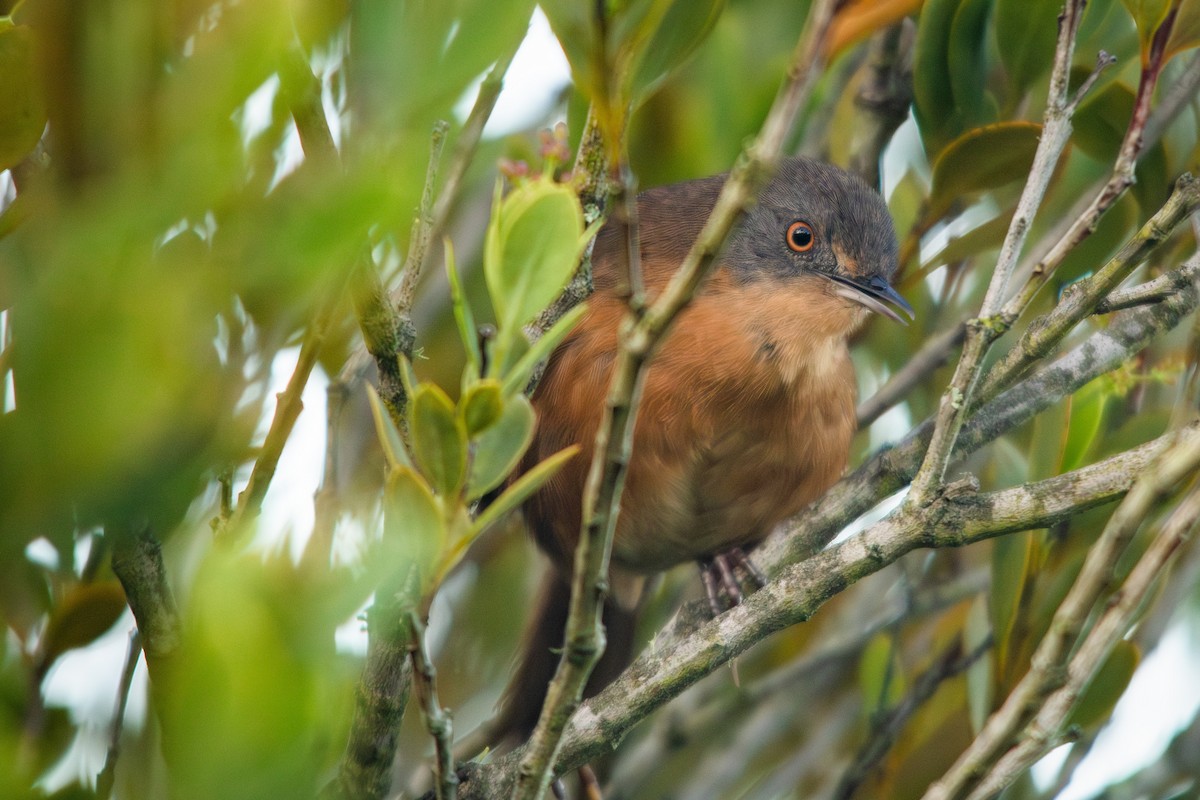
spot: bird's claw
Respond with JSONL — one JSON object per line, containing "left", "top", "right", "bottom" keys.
{"left": 698, "top": 547, "right": 765, "bottom": 615}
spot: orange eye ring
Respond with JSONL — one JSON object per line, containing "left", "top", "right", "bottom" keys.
{"left": 787, "top": 220, "right": 815, "bottom": 252}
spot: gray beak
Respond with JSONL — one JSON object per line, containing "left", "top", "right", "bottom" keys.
{"left": 826, "top": 273, "right": 915, "bottom": 325}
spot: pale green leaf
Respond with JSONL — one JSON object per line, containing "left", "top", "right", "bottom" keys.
{"left": 471, "top": 445, "right": 579, "bottom": 534}
{"left": 460, "top": 379, "right": 504, "bottom": 436}
{"left": 501, "top": 302, "right": 589, "bottom": 397}
{"left": 445, "top": 237, "right": 482, "bottom": 372}
{"left": 410, "top": 383, "right": 468, "bottom": 498}
{"left": 383, "top": 465, "right": 446, "bottom": 589}
{"left": 1066, "top": 639, "right": 1140, "bottom": 729}
{"left": 467, "top": 393, "right": 536, "bottom": 500}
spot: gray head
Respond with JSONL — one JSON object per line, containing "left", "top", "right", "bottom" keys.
{"left": 726, "top": 157, "right": 911, "bottom": 323}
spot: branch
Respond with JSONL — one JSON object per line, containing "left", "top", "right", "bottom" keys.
{"left": 980, "top": 178, "right": 1200, "bottom": 400}
{"left": 510, "top": 3, "right": 841, "bottom": 797}
{"left": 846, "top": 22, "right": 913, "bottom": 189}
{"left": 110, "top": 530, "right": 180, "bottom": 698}
{"left": 930, "top": 430, "right": 1200, "bottom": 800}
{"left": 857, "top": 318, "right": 967, "bottom": 428}
{"left": 833, "top": 635, "right": 992, "bottom": 800}
{"left": 908, "top": 0, "right": 1090, "bottom": 505}
{"left": 302, "top": 378, "right": 350, "bottom": 572}
{"left": 407, "top": 610, "right": 457, "bottom": 800}
{"left": 95, "top": 628, "right": 142, "bottom": 800}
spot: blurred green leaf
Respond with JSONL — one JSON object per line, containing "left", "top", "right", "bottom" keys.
{"left": 859, "top": 633, "right": 905, "bottom": 715}
{"left": 965, "top": 595, "right": 993, "bottom": 732}
{"left": 1061, "top": 381, "right": 1109, "bottom": 472}
{"left": 947, "top": 0, "right": 996, "bottom": 129}
{"left": 1121, "top": 0, "right": 1173, "bottom": 51}
{"left": 0, "top": 558, "right": 50, "bottom": 643}
{"left": 446, "top": 238, "right": 483, "bottom": 374}
{"left": 410, "top": 383, "right": 468, "bottom": 498}
{"left": 1072, "top": 80, "right": 1170, "bottom": 213}
{"left": 461, "top": 379, "right": 504, "bottom": 435}
{"left": 1166, "top": 0, "right": 1200, "bottom": 60}
{"left": 630, "top": 0, "right": 726, "bottom": 105}
{"left": 484, "top": 177, "right": 587, "bottom": 359}
{"left": 384, "top": 465, "right": 446, "bottom": 586}
{"left": 472, "top": 445, "right": 579, "bottom": 535}
{"left": 928, "top": 211, "right": 1013, "bottom": 268}
{"left": 994, "top": 0, "right": 1062, "bottom": 95}
{"left": 37, "top": 581, "right": 127, "bottom": 672}
{"left": 914, "top": 0, "right": 965, "bottom": 151}
{"left": 929, "top": 122, "right": 1044, "bottom": 215}
{"left": 467, "top": 393, "right": 536, "bottom": 500}
{"left": 366, "top": 384, "right": 414, "bottom": 472}
{"left": 351, "top": 0, "right": 536, "bottom": 129}
{"left": 1067, "top": 639, "right": 1140, "bottom": 729}
{"left": 990, "top": 532, "right": 1032, "bottom": 681}
{"left": 0, "top": 24, "right": 45, "bottom": 171}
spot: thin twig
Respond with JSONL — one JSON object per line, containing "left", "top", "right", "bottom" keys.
{"left": 397, "top": 121, "right": 450, "bottom": 314}
{"left": 833, "top": 635, "right": 992, "bottom": 800}
{"left": 908, "top": 0, "right": 1090, "bottom": 506}
{"left": 924, "top": 426, "right": 1200, "bottom": 800}
{"left": 979, "top": 182, "right": 1200, "bottom": 401}
{"left": 1004, "top": 14, "right": 1179, "bottom": 316}
{"left": 510, "top": 4, "right": 841, "bottom": 797}
{"left": 407, "top": 611, "right": 458, "bottom": 800}
{"left": 303, "top": 379, "right": 350, "bottom": 573}
{"left": 857, "top": 318, "right": 968, "bottom": 428}
{"left": 96, "top": 629, "right": 142, "bottom": 800}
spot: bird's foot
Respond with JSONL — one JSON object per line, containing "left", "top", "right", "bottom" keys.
{"left": 698, "top": 547, "right": 766, "bottom": 616}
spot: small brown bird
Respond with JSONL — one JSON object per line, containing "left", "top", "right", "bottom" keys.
{"left": 495, "top": 155, "right": 911, "bottom": 741}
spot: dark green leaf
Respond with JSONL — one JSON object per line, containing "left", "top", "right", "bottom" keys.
{"left": 38, "top": 582, "right": 127, "bottom": 672}
{"left": 631, "top": 0, "right": 726, "bottom": 105}
{"left": 990, "top": 532, "right": 1033, "bottom": 678}
{"left": 1166, "top": 0, "right": 1200, "bottom": 60}
{"left": 948, "top": 0, "right": 996, "bottom": 129}
{"left": 914, "top": 0, "right": 965, "bottom": 151}
{"left": 994, "top": 0, "right": 1063, "bottom": 94}
{"left": 929, "top": 122, "right": 1044, "bottom": 215}
{"left": 1067, "top": 639, "right": 1140, "bottom": 728}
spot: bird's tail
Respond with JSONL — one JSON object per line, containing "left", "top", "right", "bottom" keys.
{"left": 456, "top": 566, "right": 642, "bottom": 759}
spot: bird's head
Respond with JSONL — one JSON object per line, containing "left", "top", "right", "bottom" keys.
{"left": 725, "top": 157, "right": 913, "bottom": 326}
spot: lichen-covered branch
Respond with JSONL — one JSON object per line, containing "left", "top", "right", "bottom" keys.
{"left": 407, "top": 610, "right": 457, "bottom": 800}
{"left": 926, "top": 427, "right": 1200, "bottom": 800}
{"left": 110, "top": 530, "right": 180, "bottom": 698}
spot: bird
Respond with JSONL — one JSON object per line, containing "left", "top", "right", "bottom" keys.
{"left": 489, "top": 155, "right": 911, "bottom": 748}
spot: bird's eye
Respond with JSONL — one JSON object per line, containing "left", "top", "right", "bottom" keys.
{"left": 787, "top": 220, "right": 815, "bottom": 252}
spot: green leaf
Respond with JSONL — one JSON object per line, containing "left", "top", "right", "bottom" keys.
{"left": 445, "top": 237, "right": 482, "bottom": 373}
{"left": 383, "top": 465, "right": 446, "bottom": 587}
{"left": 947, "top": 0, "right": 996, "bottom": 129}
{"left": 37, "top": 582, "right": 127, "bottom": 672}
{"left": 485, "top": 178, "right": 587, "bottom": 342}
{"left": 1072, "top": 81, "right": 1170, "bottom": 214}
{"left": 0, "top": 24, "right": 46, "bottom": 171}
{"left": 994, "top": 0, "right": 1063, "bottom": 94}
{"left": 460, "top": 379, "right": 504, "bottom": 435}
{"left": 927, "top": 211, "right": 1014, "bottom": 268}
{"left": 1066, "top": 639, "right": 1140, "bottom": 729}
{"left": 990, "top": 531, "right": 1033, "bottom": 679}
{"left": 500, "top": 302, "right": 589, "bottom": 396}
{"left": 630, "top": 0, "right": 726, "bottom": 105}
{"left": 965, "top": 595, "right": 994, "bottom": 732}
{"left": 467, "top": 393, "right": 536, "bottom": 500}
{"left": 1061, "top": 381, "right": 1109, "bottom": 472}
{"left": 859, "top": 633, "right": 905, "bottom": 715}
{"left": 1166, "top": 0, "right": 1200, "bottom": 61}
{"left": 471, "top": 445, "right": 579, "bottom": 535}
{"left": 409, "top": 383, "right": 468, "bottom": 498}
{"left": 929, "top": 122, "right": 1044, "bottom": 216}
{"left": 1121, "top": 0, "right": 1173, "bottom": 50}
{"left": 913, "top": 0, "right": 965, "bottom": 151}
{"left": 366, "top": 384, "right": 413, "bottom": 471}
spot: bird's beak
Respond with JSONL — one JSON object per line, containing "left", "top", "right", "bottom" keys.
{"left": 825, "top": 273, "right": 915, "bottom": 325}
